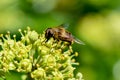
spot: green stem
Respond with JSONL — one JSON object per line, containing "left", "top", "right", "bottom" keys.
{"left": 26, "top": 73, "right": 34, "bottom": 80}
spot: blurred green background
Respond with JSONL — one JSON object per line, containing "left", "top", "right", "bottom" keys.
{"left": 0, "top": 0, "right": 120, "bottom": 80}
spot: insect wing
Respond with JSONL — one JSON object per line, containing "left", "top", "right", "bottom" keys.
{"left": 73, "top": 36, "right": 85, "bottom": 45}
{"left": 59, "top": 24, "right": 69, "bottom": 29}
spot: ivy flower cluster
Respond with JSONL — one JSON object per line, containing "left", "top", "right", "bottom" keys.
{"left": 0, "top": 27, "right": 83, "bottom": 80}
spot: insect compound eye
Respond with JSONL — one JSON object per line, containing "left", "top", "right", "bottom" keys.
{"left": 45, "top": 28, "right": 54, "bottom": 40}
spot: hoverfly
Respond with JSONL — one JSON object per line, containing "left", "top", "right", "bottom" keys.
{"left": 45, "top": 24, "right": 85, "bottom": 45}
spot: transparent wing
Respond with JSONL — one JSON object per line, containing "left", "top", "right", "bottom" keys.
{"left": 59, "top": 23, "right": 69, "bottom": 29}
{"left": 58, "top": 24, "right": 85, "bottom": 45}
{"left": 73, "top": 36, "right": 85, "bottom": 45}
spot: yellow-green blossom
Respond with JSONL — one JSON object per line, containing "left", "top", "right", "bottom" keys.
{"left": 0, "top": 27, "right": 83, "bottom": 80}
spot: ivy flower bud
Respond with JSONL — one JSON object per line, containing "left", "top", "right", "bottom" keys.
{"left": 38, "top": 46, "right": 50, "bottom": 55}
{"left": 6, "top": 50, "right": 15, "bottom": 61}
{"left": 8, "top": 62, "right": 16, "bottom": 70}
{"left": 76, "top": 72, "right": 84, "bottom": 80}
{"left": 44, "top": 54, "right": 56, "bottom": 67}
{"left": 28, "top": 31, "right": 39, "bottom": 43}
{"left": 17, "top": 59, "right": 32, "bottom": 72}
{"left": 31, "top": 68, "right": 46, "bottom": 79}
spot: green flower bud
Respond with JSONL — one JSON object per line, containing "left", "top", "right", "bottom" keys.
{"left": 46, "top": 55, "right": 56, "bottom": 67}
{"left": 76, "top": 72, "right": 84, "bottom": 80}
{"left": 2, "top": 63, "right": 9, "bottom": 72}
{"left": 52, "top": 71, "right": 63, "bottom": 80}
{"left": 28, "top": 31, "right": 39, "bottom": 43}
{"left": 18, "top": 59, "right": 32, "bottom": 72}
{"left": 31, "top": 68, "right": 46, "bottom": 79}
{"left": 8, "top": 62, "right": 16, "bottom": 70}
{"left": 45, "top": 38, "right": 54, "bottom": 48}
{"left": 38, "top": 46, "right": 50, "bottom": 55}
{"left": 0, "top": 51, "right": 3, "bottom": 60}
{"left": 6, "top": 50, "right": 15, "bottom": 61}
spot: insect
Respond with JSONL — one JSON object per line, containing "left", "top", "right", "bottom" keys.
{"left": 45, "top": 24, "right": 85, "bottom": 45}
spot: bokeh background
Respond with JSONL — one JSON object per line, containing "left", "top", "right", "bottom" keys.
{"left": 0, "top": 0, "right": 120, "bottom": 80}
